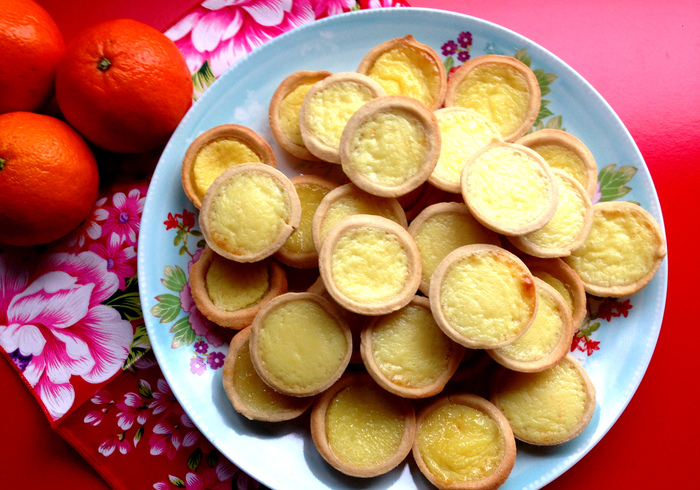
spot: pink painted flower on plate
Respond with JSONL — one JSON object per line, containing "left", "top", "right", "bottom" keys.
{"left": 89, "top": 241, "right": 136, "bottom": 291}
{"left": 0, "top": 252, "right": 133, "bottom": 420}
{"left": 166, "top": 0, "right": 315, "bottom": 78}
{"left": 180, "top": 283, "right": 224, "bottom": 347}
{"left": 102, "top": 189, "right": 146, "bottom": 248}
{"left": 150, "top": 420, "right": 183, "bottom": 459}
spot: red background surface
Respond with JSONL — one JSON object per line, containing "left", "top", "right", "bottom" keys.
{"left": 2, "top": 0, "right": 698, "bottom": 489}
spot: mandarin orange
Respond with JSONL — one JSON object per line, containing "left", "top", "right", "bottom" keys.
{"left": 0, "top": 0, "right": 65, "bottom": 114}
{"left": 55, "top": 18, "right": 193, "bottom": 154}
{"left": 0, "top": 112, "right": 99, "bottom": 246}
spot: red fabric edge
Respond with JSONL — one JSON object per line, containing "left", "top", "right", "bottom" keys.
{"left": 54, "top": 424, "right": 127, "bottom": 490}
{"left": 1, "top": 349, "right": 58, "bottom": 429}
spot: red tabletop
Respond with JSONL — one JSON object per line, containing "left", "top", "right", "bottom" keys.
{"left": 2, "top": 1, "right": 698, "bottom": 489}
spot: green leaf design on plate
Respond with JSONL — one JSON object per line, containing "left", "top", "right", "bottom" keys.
{"left": 170, "top": 316, "right": 196, "bottom": 349}
{"left": 151, "top": 293, "right": 181, "bottom": 323}
{"left": 514, "top": 48, "right": 531, "bottom": 67}
{"left": 444, "top": 55, "right": 454, "bottom": 73}
{"left": 192, "top": 61, "right": 216, "bottom": 101}
{"left": 598, "top": 164, "right": 637, "bottom": 202}
{"left": 161, "top": 265, "right": 187, "bottom": 293}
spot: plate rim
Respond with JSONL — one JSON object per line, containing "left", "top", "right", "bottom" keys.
{"left": 138, "top": 7, "right": 668, "bottom": 490}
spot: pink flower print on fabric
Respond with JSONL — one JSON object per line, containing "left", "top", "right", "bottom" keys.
{"left": 83, "top": 389, "right": 114, "bottom": 426}
{"left": 102, "top": 189, "right": 146, "bottom": 248}
{"left": 0, "top": 252, "right": 133, "bottom": 420}
{"left": 99, "top": 433, "right": 132, "bottom": 457}
{"left": 185, "top": 469, "right": 230, "bottom": 490}
{"left": 116, "top": 391, "right": 150, "bottom": 430}
{"left": 312, "top": 0, "right": 354, "bottom": 18}
{"left": 166, "top": 0, "right": 315, "bottom": 78}
{"left": 150, "top": 378, "right": 181, "bottom": 416}
{"left": 150, "top": 420, "right": 183, "bottom": 459}
{"left": 180, "top": 413, "right": 201, "bottom": 448}
{"left": 360, "top": 0, "right": 409, "bottom": 8}
{"left": 62, "top": 196, "right": 109, "bottom": 251}
{"left": 89, "top": 241, "right": 136, "bottom": 291}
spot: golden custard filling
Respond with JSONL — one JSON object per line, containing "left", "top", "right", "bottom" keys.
{"left": 535, "top": 271, "right": 574, "bottom": 315}
{"left": 372, "top": 305, "right": 453, "bottom": 388}
{"left": 205, "top": 255, "right": 269, "bottom": 311}
{"left": 348, "top": 110, "right": 427, "bottom": 186}
{"left": 467, "top": 146, "right": 552, "bottom": 229}
{"left": 279, "top": 80, "right": 316, "bottom": 146}
{"left": 433, "top": 109, "right": 500, "bottom": 185}
{"left": 326, "top": 383, "right": 406, "bottom": 467}
{"left": 282, "top": 183, "right": 329, "bottom": 254}
{"left": 417, "top": 404, "right": 505, "bottom": 484}
{"left": 366, "top": 46, "right": 440, "bottom": 106}
{"left": 414, "top": 211, "right": 496, "bottom": 287}
{"left": 257, "top": 300, "right": 348, "bottom": 390}
{"left": 192, "top": 138, "right": 263, "bottom": 200}
{"left": 496, "top": 361, "right": 588, "bottom": 440}
{"left": 306, "top": 82, "right": 376, "bottom": 147}
{"left": 523, "top": 173, "right": 587, "bottom": 249}
{"left": 496, "top": 287, "right": 562, "bottom": 362}
{"left": 454, "top": 64, "right": 531, "bottom": 137}
{"left": 532, "top": 144, "right": 588, "bottom": 189}
{"left": 320, "top": 194, "right": 402, "bottom": 241}
{"left": 440, "top": 254, "right": 533, "bottom": 343}
{"left": 331, "top": 228, "right": 409, "bottom": 303}
{"left": 233, "top": 341, "right": 310, "bottom": 414}
{"left": 208, "top": 171, "right": 291, "bottom": 255}
{"left": 567, "top": 209, "right": 659, "bottom": 286}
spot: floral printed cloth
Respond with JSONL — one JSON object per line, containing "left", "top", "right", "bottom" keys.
{"left": 0, "top": 1, "right": 406, "bottom": 489}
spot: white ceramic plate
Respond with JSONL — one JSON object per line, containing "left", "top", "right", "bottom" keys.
{"left": 138, "top": 8, "right": 668, "bottom": 489}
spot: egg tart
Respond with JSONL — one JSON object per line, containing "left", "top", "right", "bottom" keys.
{"left": 430, "top": 244, "right": 538, "bottom": 350}
{"left": 413, "top": 393, "right": 516, "bottom": 490}
{"left": 275, "top": 175, "right": 338, "bottom": 269}
{"left": 182, "top": 124, "right": 276, "bottom": 209}
{"left": 491, "top": 354, "right": 596, "bottom": 445}
{"left": 487, "top": 278, "right": 574, "bottom": 372}
{"left": 564, "top": 201, "right": 667, "bottom": 297}
{"left": 507, "top": 169, "right": 593, "bottom": 258}
{"left": 222, "top": 327, "right": 314, "bottom": 421}
{"left": 339, "top": 95, "right": 441, "bottom": 198}
{"left": 357, "top": 34, "right": 447, "bottom": 110}
{"left": 319, "top": 215, "right": 421, "bottom": 316}
{"left": 429, "top": 107, "right": 502, "bottom": 193}
{"left": 189, "top": 247, "right": 287, "bottom": 329}
{"left": 307, "top": 276, "right": 367, "bottom": 364}
{"left": 299, "top": 72, "right": 386, "bottom": 163}
{"left": 268, "top": 70, "right": 332, "bottom": 160}
{"left": 524, "top": 257, "right": 587, "bottom": 329}
{"left": 199, "top": 163, "right": 301, "bottom": 263}
{"left": 311, "top": 183, "right": 407, "bottom": 251}
{"left": 461, "top": 141, "right": 559, "bottom": 236}
{"left": 445, "top": 54, "right": 541, "bottom": 142}
{"left": 249, "top": 292, "right": 352, "bottom": 397}
{"left": 517, "top": 128, "right": 598, "bottom": 198}
{"left": 310, "top": 372, "right": 416, "bottom": 478}
{"left": 361, "top": 296, "right": 465, "bottom": 398}
{"left": 408, "top": 202, "right": 500, "bottom": 295}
